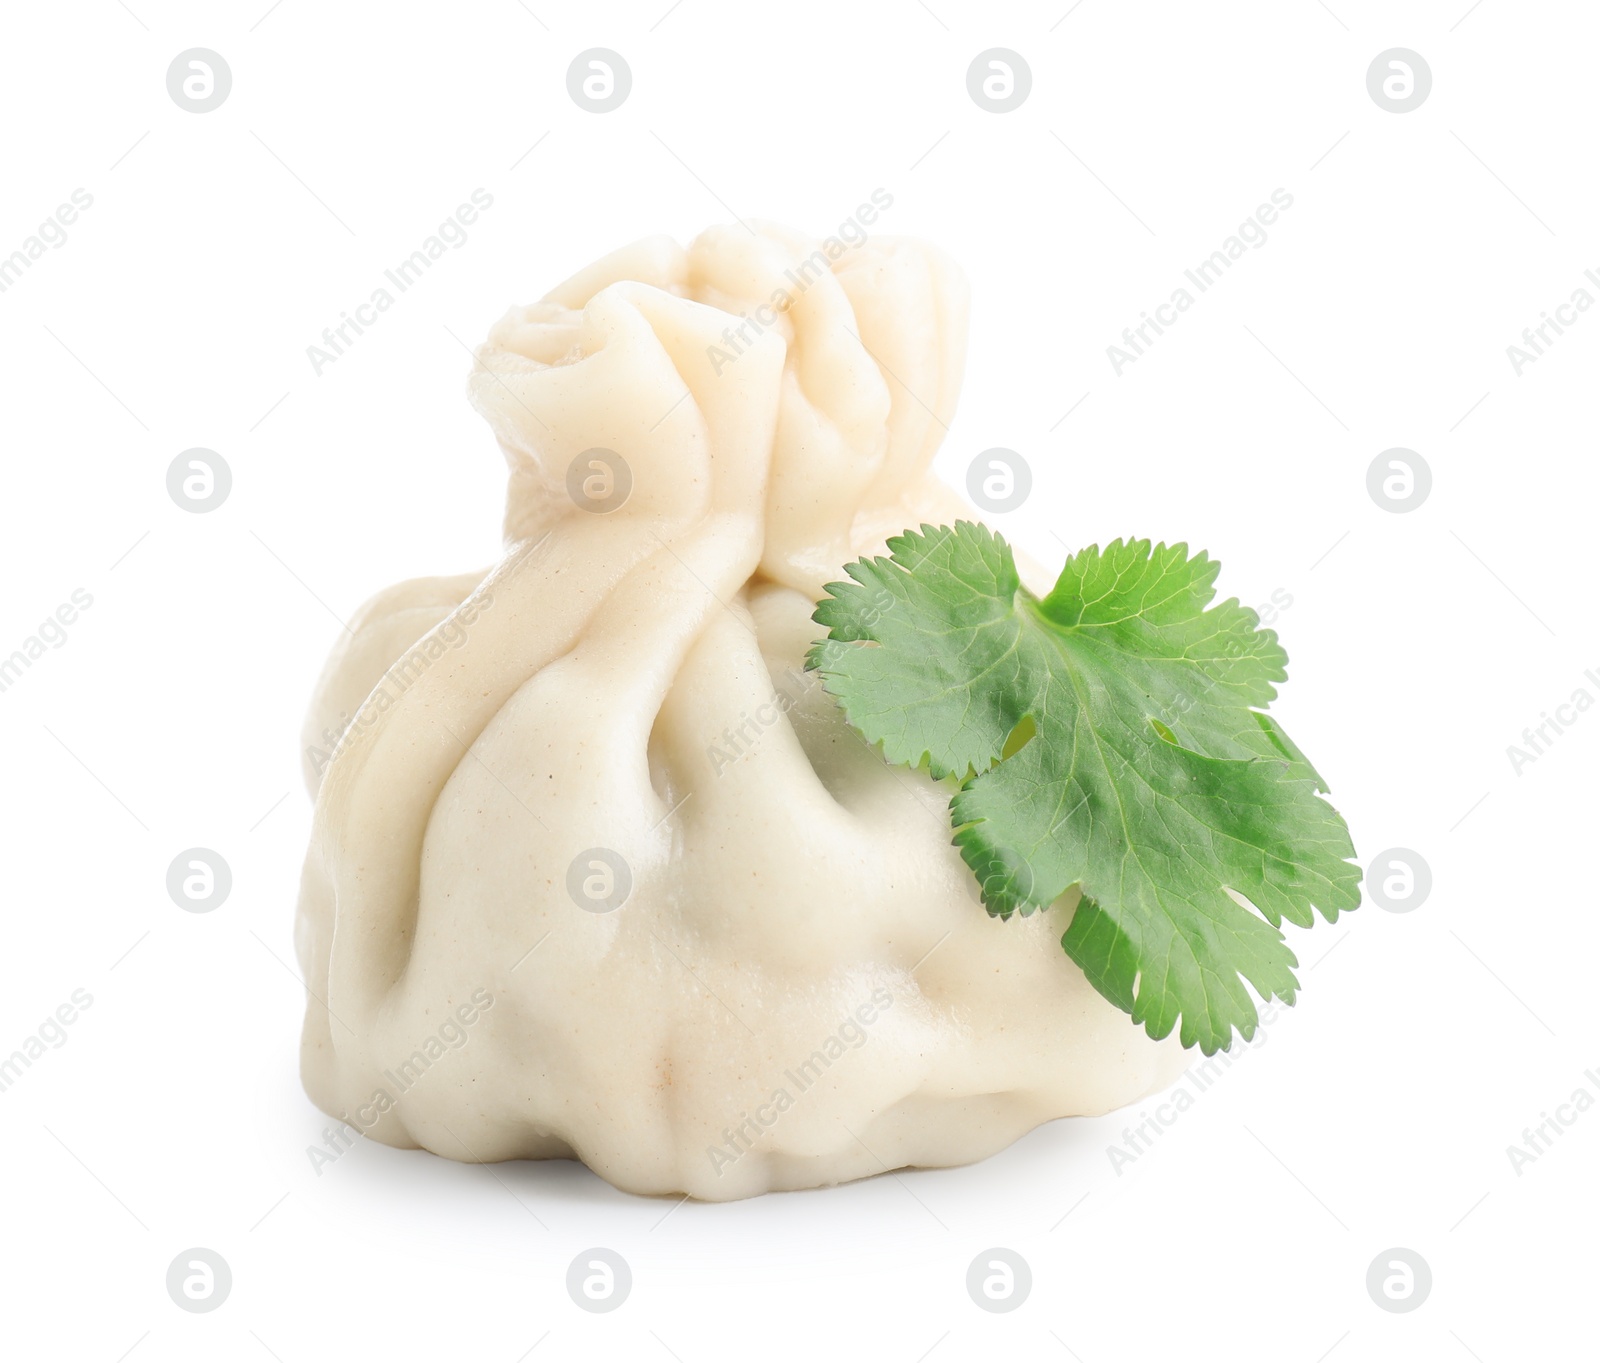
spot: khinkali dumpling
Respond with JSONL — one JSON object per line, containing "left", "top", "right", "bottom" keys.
{"left": 294, "top": 222, "right": 1185, "bottom": 1200}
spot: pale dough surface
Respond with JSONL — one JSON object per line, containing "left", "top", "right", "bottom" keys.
{"left": 295, "top": 223, "right": 1186, "bottom": 1200}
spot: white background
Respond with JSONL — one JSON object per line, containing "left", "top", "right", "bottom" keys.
{"left": 1, "top": 1, "right": 1595, "bottom": 1360}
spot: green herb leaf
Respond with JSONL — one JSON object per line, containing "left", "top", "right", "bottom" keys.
{"left": 808, "top": 522, "right": 1360, "bottom": 1054}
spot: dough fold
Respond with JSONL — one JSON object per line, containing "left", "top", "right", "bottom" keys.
{"left": 295, "top": 223, "right": 1185, "bottom": 1200}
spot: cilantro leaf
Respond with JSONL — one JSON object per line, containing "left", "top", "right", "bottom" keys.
{"left": 808, "top": 522, "right": 1360, "bottom": 1055}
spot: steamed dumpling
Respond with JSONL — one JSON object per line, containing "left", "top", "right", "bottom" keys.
{"left": 294, "top": 222, "right": 1185, "bottom": 1200}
